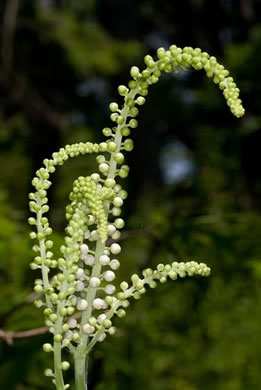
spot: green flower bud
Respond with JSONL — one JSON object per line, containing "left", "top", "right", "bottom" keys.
{"left": 117, "top": 309, "right": 126, "bottom": 318}
{"left": 43, "top": 343, "right": 53, "bottom": 352}
{"left": 118, "top": 85, "right": 128, "bottom": 96}
{"left": 54, "top": 334, "right": 62, "bottom": 342}
{"left": 130, "top": 66, "right": 140, "bottom": 79}
{"left": 113, "top": 153, "right": 125, "bottom": 164}
{"left": 61, "top": 361, "right": 70, "bottom": 370}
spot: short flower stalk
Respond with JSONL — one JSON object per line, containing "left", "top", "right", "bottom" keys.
{"left": 29, "top": 44, "right": 244, "bottom": 389}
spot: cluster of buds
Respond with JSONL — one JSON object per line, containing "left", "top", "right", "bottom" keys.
{"left": 29, "top": 44, "right": 244, "bottom": 389}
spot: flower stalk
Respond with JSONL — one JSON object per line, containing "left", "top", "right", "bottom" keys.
{"left": 29, "top": 44, "right": 244, "bottom": 389}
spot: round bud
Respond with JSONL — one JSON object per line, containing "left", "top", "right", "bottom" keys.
{"left": 99, "top": 254, "right": 110, "bottom": 265}
{"left": 82, "top": 323, "right": 95, "bottom": 335}
{"left": 104, "top": 284, "right": 116, "bottom": 295}
{"left": 77, "top": 299, "right": 88, "bottom": 311}
{"left": 103, "top": 319, "right": 112, "bottom": 329}
{"left": 99, "top": 163, "right": 109, "bottom": 174}
{"left": 108, "top": 326, "right": 116, "bottom": 335}
{"left": 120, "top": 281, "right": 128, "bottom": 291}
{"left": 104, "top": 178, "right": 116, "bottom": 188}
{"left": 130, "top": 66, "right": 140, "bottom": 79}
{"left": 129, "top": 119, "right": 138, "bottom": 128}
{"left": 93, "top": 298, "right": 106, "bottom": 310}
{"left": 107, "top": 224, "right": 116, "bottom": 235}
{"left": 136, "top": 96, "right": 145, "bottom": 105}
{"left": 117, "top": 309, "right": 126, "bottom": 318}
{"left": 68, "top": 318, "right": 77, "bottom": 328}
{"left": 113, "top": 152, "right": 125, "bottom": 164}
{"left": 97, "top": 314, "right": 106, "bottom": 324}
{"left": 80, "top": 244, "right": 89, "bottom": 254}
{"left": 110, "top": 243, "right": 121, "bottom": 254}
{"left": 118, "top": 85, "right": 128, "bottom": 96}
{"left": 43, "top": 343, "right": 53, "bottom": 352}
{"left": 61, "top": 361, "right": 70, "bottom": 371}
{"left": 54, "top": 334, "right": 62, "bottom": 342}
{"left": 109, "top": 102, "right": 119, "bottom": 112}
{"left": 91, "top": 173, "right": 100, "bottom": 183}
{"left": 110, "top": 259, "right": 120, "bottom": 270}
{"left": 121, "top": 127, "right": 130, "bottom": 136}
{"left": 89, "top": 277, "right": 101, "bottom": 288}
{"left": 114, "top": 218, "right": 125, "bottom": 229}
{"left": 102, "top": 127, "right": 112, "bottom": 137}
{"left": 98, "top": 332, "right": 106, "bottom": 342}
{"left": 103, "top": 270, "right": 116, "bottom": 282}
{"left": 113, "top": 197, "right": 123, "bottom": 207}
{"left": 107, "top": 141, "right": 117, "bottom": 152}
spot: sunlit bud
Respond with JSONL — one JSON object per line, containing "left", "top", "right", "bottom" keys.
{"left": 84, "top": 254, "right": 95, "bottom": 266}
{"left": 97, "top": 314, "right": 106, "bottom": 324}
{"left": 104, "top": 284, "right": 116, "bottom": 295}
{"left": 110, "top": 259, "right": 120, "bottom": 270}
{"left": 103, "top": 270, "right": 115, "bottom": 282}
{"left": 80, "top": 244, "right": 89, "bottom": 254}
{"left": 110, "top": 243, "right": 121, "bottom": 254}
{"left": 99, "top": 254, "right": 110, "bottom": 265}
{"left": 93, "top": 298, "right": 107, "bottom": 310}
{"left": 82, "top": 323, "right": 95, "bottom": 335}
{"left": 68, "top": 318, "right": 78, "bottom": 328}
{"left": 77, "top": 299, "right": 88, "bottom": 311}
{"left": 89, "top": 277, "right": 101, "bottom": 288}
{"left": 98, "top": 332, "right": 106, "bottom": 342}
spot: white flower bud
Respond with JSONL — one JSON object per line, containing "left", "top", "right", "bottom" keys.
{"left": 64, "top": 330, "right": 73, "bottom": 340}
{"left": 99, "top": 254, "right": 110, "bottom": 265}
{"left": 84, "top": 254, "right": 95, "bottom": 266}
{"left": 110, "top": 243, "right": 121, "bottom": 254}
{"left": 84, "top": 230, "right": 91, "bottom": 239}
{"left": 108, "top": 326, "right": 116, "bottom": 335}
{"left": 104, "top": 284, "right": 116, "bottom": 295}
{"left": 110, "top": 259, "right": 120, "bottom": 270}
{"left": 91, "top": 173, "right": 100, "bottom": 182}
{"left": 112, "top": 231, "right": 121, "bottom": 240}
{"left": 76, "top": 268, "right": 85, "bottom": 279}
{"left": 75, "top": 281, "right": 85, "bottom": 292}
{"left": 93, "top": 298, "right": 107, "bottom": 310}
{"left": 89, "top": 277, "right": 101, "bottom": 288}
{"left": 77, "top": 299, "right": 88, "bottom": 311}
{"left": 90, "top": 230, "right": 99, "bottom": 241}
{"left": 82, "top": 323, "right": 95, "bottom": 335}
{"left": 107, "top": 224, "right": 116, "bottom": 235}
{"left": 103, "top": 270, "right": 115, "bottom": 282}
{"left": 80, "top": 244, "right": 89, "bottom": 254}
{"left": 98, "top": 332, "right": 106, "bottom": 342}
{"left": 97, "top": 314, "right": 106, "bottom": 324}
{"left": 88, "top": 215, "right": 95, "bottom": 225}
{"left": 68, "top": 318, "right": 77, "bottom": 328}
{"left": 114, "top": 218, "right": 125, "bottom": 229}
{"left": 80, "top": 253, "right": 88, "bottom": 261}
{"left": 113, "top": 197, "right": 123, "bottom": 207}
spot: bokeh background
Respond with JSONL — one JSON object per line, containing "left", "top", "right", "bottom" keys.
{"left": 0, "top": 0, "right": 261, "bottom": 389}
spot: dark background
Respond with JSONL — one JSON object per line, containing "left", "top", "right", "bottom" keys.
{"left": 0, "top": 0, "right": 261, "bottom": 389}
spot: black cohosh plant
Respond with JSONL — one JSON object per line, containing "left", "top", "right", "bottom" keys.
{"left": 28, "top": 44, "right": 244, "bottom": 390}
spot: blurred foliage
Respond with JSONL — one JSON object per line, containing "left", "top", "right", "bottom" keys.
{"left": 1, "top": 0, "right": 261, "bottom": 389}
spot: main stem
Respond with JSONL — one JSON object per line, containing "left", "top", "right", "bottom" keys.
{"left": 73, "top": 86, "right": 140, "bottom": 389}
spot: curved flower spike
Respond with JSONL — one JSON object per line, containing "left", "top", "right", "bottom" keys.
{"left": 29, "top": 44, "right": 244, "bottom": 390}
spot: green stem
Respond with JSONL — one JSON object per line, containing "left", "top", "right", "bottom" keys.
{"left": 54, "top": 341, "right": 65, "bottom": 390}
{"left": 74, "top": 85, "right": 141, "bottom": 388}
{"left": 74, "top": 346, "right": 88, "bottom": 390}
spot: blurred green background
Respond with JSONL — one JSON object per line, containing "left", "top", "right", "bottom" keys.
{"left": 0, "top": 0, "right": 261, "bottom": 389}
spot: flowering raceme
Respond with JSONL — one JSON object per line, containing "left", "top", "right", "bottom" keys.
{"left": 29, "top": 44, "right": 244, "bottom": 390}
